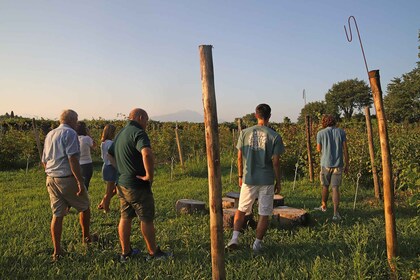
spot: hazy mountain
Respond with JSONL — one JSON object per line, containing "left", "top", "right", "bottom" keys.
{"left": 151, "top": 110, "right": 204, "bottom": 123}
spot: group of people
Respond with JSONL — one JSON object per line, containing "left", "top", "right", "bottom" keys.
{"left": 41, "top": 104, "right": 348, "bottom": 262}
{"left": 42, "top": 108, "right": 171, "bottom": 262}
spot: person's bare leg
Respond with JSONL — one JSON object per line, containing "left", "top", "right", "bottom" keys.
{"left": 332, "top": 186, "right": 340, "bottom": 215}
{"left": 255, "top": 215, "right": 269, "bottom": 240}
{"left": 141, "top": 220, "right": 157, "bottom": 254}
{"left": 51, "top": 216, "right": 63, "bottom": 255}
{"left": 321, "top": 186, "right": 329, "bottom": 209}
{"left": 103, "top": 181, "right": 116, "bottom": 212}
{"left": 119, "top": 217, "right": 133, "bottom": 255}
{"left": 80, "top": 208, "right": 91, "bottom": 241}
{"left": 233, "top": 210, "right": 246, "bottom": 232}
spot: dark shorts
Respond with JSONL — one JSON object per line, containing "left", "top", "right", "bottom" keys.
{"left": 102, "top": 164, "right": 117, "bottom": 182}
{"left": 80, "top": 162, "right": 93, "bottom": 189}
{"left": 117, "top": 184, "right": 155, "bottom": 222}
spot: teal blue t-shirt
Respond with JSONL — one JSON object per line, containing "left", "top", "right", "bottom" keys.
{"left": 237, "top": 125, "right": 285, "bottom": 185}
{"left": 316, "top": 126, "right": 347, "bottom": 168}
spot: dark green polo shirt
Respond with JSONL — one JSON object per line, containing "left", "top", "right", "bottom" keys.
{"left": 108, "top": 120, "right": 151, "bottom": 188}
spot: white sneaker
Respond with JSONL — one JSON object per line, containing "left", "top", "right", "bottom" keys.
{"left": 332, "top": 213, "right": 341, "bottom": 221}
{"left": 252, "top": 242, "right": 262, "bottom": 253}
{"left": 226, "top": 239, "right": 239, "bottom": 250}
{"left": 314, "top": 206, "right": 327, "bottom": 212}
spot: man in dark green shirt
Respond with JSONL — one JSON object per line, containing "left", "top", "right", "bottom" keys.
{"left": 108, "top": 108, "right": 171, "bottom": 262}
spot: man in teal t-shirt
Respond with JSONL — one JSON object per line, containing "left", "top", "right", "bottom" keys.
{"left": 226, "top": 104, "right": 285, "bottom": 253}
{"left": 315, "top": 114, "right": 349, "bottom": 221}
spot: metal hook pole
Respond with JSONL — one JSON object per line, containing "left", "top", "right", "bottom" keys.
{"left": 344, "top": 16, "right": 369, "bottom": 75}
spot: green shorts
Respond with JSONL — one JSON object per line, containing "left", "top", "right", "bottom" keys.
{"left": 117, "top": 184, "right": 155, "bottom": 222}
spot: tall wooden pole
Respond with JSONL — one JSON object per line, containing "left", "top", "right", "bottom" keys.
{"left": 175, "top": 122, "right": 184, "bottom": 170}
{"left": 364, "top": 107, "right": 381, "bottom": 199}
{"left": 305, "top": 115, "right": 314, "bottom": 182}
{"left": 369, "top": 70, "right": 397, "bottom": 273}
{"left": 32, "top": 118, "right": 42, "bottom": 165}
{"left": 199, "top": 45, "right": 226, "bottom": 280}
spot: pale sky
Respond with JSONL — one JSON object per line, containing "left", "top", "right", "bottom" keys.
{"left": 1, "top": 0, "right": 419, "bottom": 122}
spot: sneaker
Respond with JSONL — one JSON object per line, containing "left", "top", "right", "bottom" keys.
{"left": 314, "top": 206, "right": 327, "bottom": 212}
{"left": 332, "top": 213, "right": 342, "bottom": 221}
{"left": 225, "top": 239, "right": 239, "bottom": 251}
{"left": 145, "top": 246, "right": 173, "bottom": 261}
{"left": 119, "top": 248, "right": 140, "bottom": 263}
{"left": 252, "top": 242, "right": 262, "bottom": 253}
{"left": 51, "top": 254, "right": 63, "bottom": 263}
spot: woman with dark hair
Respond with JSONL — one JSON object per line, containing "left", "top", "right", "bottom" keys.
{"left": 76, "top": 121, "right": 95, "bottom": 191}
{"left": 97, "top": 124, "right": 117, "bottom": 212}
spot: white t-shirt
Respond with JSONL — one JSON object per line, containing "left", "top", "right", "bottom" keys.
{"left": 78, "top": 135, "right": 94, "bottom": 165}
{"left": 101, "top": 139, "right": 113, "bottom": 166}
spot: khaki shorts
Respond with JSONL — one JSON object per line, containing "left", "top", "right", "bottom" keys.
{"left": 238, "top": 184, "right": 274, "bottom": 216}
{"left": 320, "top": 167, "right": 343, "bottom": 188}
{"left": 117, "top": 185, "right": 155, "bottom": 222}
{"left": 46, "top": 176, "right": 90, "bottom": 217}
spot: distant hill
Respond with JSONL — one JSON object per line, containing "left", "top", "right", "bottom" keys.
{"left": 151, "top": 110, "right": 204, "bottom": 123}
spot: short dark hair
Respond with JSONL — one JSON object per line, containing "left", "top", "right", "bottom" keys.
{"left": 76, "top": 121, "right": 88, "bottom": 136}
{"left": 255, "top": 104, "right": 271, "bottom": 120}
{"left": 321, "top": 114, "right": 337, "bottom": 128}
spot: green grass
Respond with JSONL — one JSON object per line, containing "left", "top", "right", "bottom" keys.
{"left": 0, "top": 163, "right": 419, "bottom": 279}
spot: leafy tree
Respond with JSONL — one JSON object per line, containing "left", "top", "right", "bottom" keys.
{"left": 297, "top": 101, "right": 328, "bottom": 123}
{"left": 238, "top": 113, "right": 257, "bottom": 127}
{"left": 10, "top": 111, "right": 14, "bottom": 118}
{"left": 325, "top": 79, "right": 371, "bottom": 120}
{"left": 384, "top": 31, "right": 420, "bottom": 123}
{"left": 283, "top": 116, "right": 291, "bottom": 124}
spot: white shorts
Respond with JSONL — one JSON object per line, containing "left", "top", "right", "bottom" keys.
{"left": 238, "top": 184, "right": 274, "bottom": 216}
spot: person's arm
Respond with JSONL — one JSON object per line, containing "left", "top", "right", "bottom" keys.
{"left": 317, "top": 143, "right": 322, "bottom": 153}
{"left": 69, "top": 155, "right": 85, "bottom": 196}
{"left": 237, "top": 149, "right": 243, "bottom": 187}
{"left": 272, "top": 154, "right": 281, "bottom": 194}
{"left": 343, "top": 141, "right": 349, "bottom": 174}
{"left": 137, "top": 147, "right": 154, "bottom": 185}
{"left": 107, "top": 153, "right": 117, "bottom": 168}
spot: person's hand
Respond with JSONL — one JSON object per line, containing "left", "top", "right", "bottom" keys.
{"left": 137, "top": 175, "right": 153, "bottom": 186}
{"left": 274, "top": 181, "right": 281, "bottom": 194}
{"left": 77, "top": 182, "right": 85, "bottom": 196}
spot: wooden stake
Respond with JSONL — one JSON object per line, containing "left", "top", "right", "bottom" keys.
{"left": 369, "top": 70, "right": 397, "bottom": 273}
{"left": 32, "top": 118, "right": 42, "bottom": 165}
{"left": 305, "top": 115, "right": 314, "bottom": 182}
{"left": 199, "top": 45, "right": 226, "bottom": 280}
{"left": 364, "top": 107, "right": 381, "bottom": 199}
{"left": 175, "top": 122, "right": 184, "bottom": 170}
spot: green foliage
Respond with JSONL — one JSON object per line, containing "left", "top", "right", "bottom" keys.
{"left": 384, "top": 67, "right": 420, "bottom": 123}
{"left": 325, "top": 79, "right": 372, "bottom": 120}
{"left": 298, "top": 101, "right": 328, "bottom": 124}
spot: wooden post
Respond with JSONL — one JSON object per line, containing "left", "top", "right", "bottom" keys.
{"left": 369, "top": 70, "right": 397, "bottom": 273}
{"left": 364, "top": 107, "right": 381, "bottom": 199}
{"left": 32, "top": 118, "right": 42, "bottom": 165}
{"left": 305, "top": 115, "right": 314, "bottom": 182}
{"left": 199, "top": 45, "right": 226, "bottom": 280}
{"left": 175, "top": 122, "right": 184, "bottom": 170}
{"left": 237, "top": 118, "right": 242, "bottom": 133}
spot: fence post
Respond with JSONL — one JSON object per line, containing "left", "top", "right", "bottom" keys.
{"left": 199, "top": 45, "right": 226, "bottom": 280}
{"left": 369, "top": 70, "right": 397, "bottom": 274}
{"left": 175, "top": 122, "right": 184, "bottom": 170}
{"left": 305, "top": 115, "right": 314, "bottom": 182}
{"left": 364, "top": 107, "right": 381, "bottom": 199}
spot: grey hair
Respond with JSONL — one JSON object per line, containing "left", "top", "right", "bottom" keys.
{"left": 60, "top": 109, "right": 78, "bottom": 124}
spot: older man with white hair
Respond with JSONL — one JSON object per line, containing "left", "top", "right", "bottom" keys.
{"left": 42, "top": 109, "right": 96, "bottom": 262}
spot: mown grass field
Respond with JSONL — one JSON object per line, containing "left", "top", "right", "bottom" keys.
{"left": 0, "top": 162, "right": 418, "bottom": 280}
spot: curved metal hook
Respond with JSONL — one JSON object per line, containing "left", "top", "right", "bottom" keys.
{"left": 344, "top": 16, "right": 369, "bottom": 74}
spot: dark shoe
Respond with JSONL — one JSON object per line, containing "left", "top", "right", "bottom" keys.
{"left": 145, "top": 246, "right": 173, "bottom": 261}
{"left": 225, "top": 239, "right": 239, "bottom": 251}
{"left": 120, "top": 248, "right": 140, "bottom": 263}
{"left": 84, "top": 233, "right": 99, "bottom": 244}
